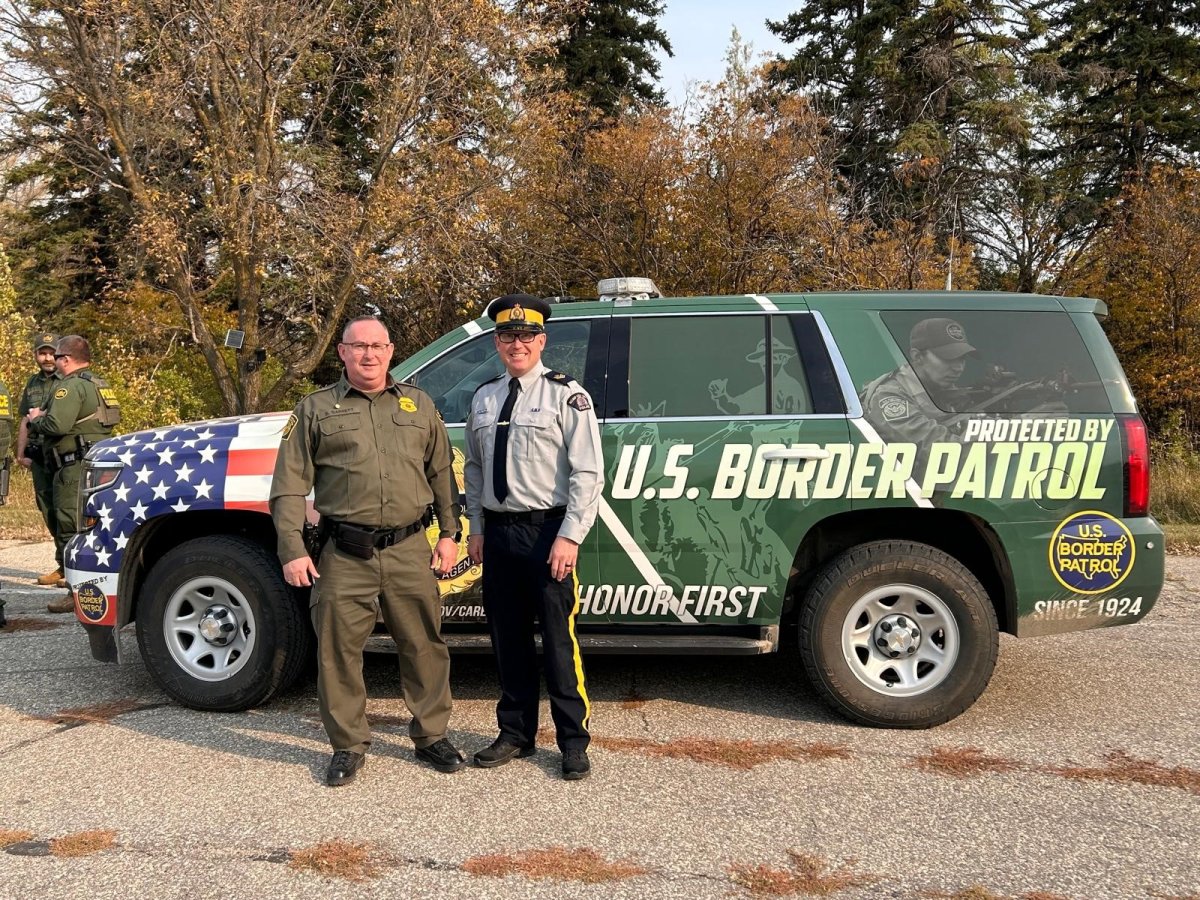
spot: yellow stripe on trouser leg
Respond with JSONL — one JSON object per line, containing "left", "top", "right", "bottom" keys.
{"left": 569, "top": 570, "right": 591, "bottom": 730}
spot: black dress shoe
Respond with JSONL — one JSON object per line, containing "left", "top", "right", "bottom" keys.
{"left": 474, "top": 736, "right": 537, "bottom": 768}
{"left": 562, "top": 749, "right": 590, "bottom": 781}
{"left": 415, "top": 738, "right": 466, "bottom": 773}
{"left": 326, "top": 750, "right": 365, "bottom": 786}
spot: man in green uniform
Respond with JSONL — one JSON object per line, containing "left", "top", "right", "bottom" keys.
{"left": 860, "top": 317, "right": 976, "bottom": 449}
{"left": 25, "top": 335, "right": 119, "bottom": 613}
{"left": 0, "top": 376, "right": 12, "bottom": 508}
{"left": 16, "top": 332, "right": 61, "bottom": 584}
{"left": 270, "top": 315, "right": 466, "bottom": 787}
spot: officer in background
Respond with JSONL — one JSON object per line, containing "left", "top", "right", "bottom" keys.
{"left": 861, "top": 317, "right": 976, "bottom": 447}
{"left": 16, "top": 333, "right": 62, "bottom": 585}
{"left": 270, "top": 315, "right": 466, "bottom": 787}
{"left": 464, "top": 294, "right": 604, "bottom": 781}
{"left": 25, "top": 335, "right": 120, "bottom": 613}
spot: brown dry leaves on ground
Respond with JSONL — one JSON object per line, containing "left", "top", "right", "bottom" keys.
{"left": 0, "top": 617, "right": 64, "bottom": 633}
{"left": 49, "top": 830, "right": 117, "bottom": 857}
{"left": 34, "top": 698, "right": 146, "bottom": 726}
{"left": 592, "top": 735, "right": 851, "bottom": 770}
{"left": 463, "top": 846, "right": 646, "bottom": 883}
{"left": 729, "top": 850, "right": 877, "bottom": 895}
{"left": 0, "top": 829, "right": 35, "bottom": 848}
{"left": 289, "top": 839, "right": 379, "bottom": 881}
{"left": 911, "top": 746, "right": 1021, "bottom": 779}
{"left": 922, "top": 889, "right": 1072, "bottom": 899}
{"left": 1045, "top": 750, "right": 1200, "bottom": 795}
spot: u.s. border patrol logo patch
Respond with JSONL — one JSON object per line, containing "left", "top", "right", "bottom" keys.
{"left": 54, "top": 388, "right": 68, "bottom": 400}
{"left": 399, "top": 397, "right": 418, "bottom": 413}
{"left": 281, "top": 413, "right": 298, "bottom": 441}
{"left": 880, "top": 396, "right": 908, "bottom": 421}
{"left": 567, "top": 392, "right": 591, "bottom": 412}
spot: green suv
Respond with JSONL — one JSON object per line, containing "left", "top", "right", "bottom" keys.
{"left": 69, "top": 281, "right": 1162, "bottom": 728}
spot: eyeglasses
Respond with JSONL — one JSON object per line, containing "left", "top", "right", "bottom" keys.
{"left": 53, "top": 353, "right": 70, "bottom": 360}
{"left": 340, "top": 342, "right": 392, "bottom": 355}
{"left": 497, "top": 332, "right": 539, "bottom": 344}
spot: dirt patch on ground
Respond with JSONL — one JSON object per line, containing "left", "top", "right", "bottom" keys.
{"left": 0, "top": 829, "right": 35, "bottom": 848}
{"left": 1045, "top": 749, "right": 1200, "bottom": 795}
{"left": 911, "top": 746, "right": 1021, "bottom": 779}
{"left": 592, "top": 735, "right": 851, "bottom": 770}
{"left": 34, "top": 698, "right": 147, "bottom": 726}
{"left": 462, "top": 846, "right": 647, "bottom": 883}
{"left": 1, "top": 617, "right": 64, "bottom": 633}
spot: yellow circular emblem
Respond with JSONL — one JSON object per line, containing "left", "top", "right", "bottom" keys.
{"left": 399, "top": 397, "right": 418, "bottom": 413}
{"left": 54, "top": 388, "right": 68, "bottom": 399}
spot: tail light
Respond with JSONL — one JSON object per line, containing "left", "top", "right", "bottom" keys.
{"left": 1119, "top": 414, "right": 1149, "bottom": 517}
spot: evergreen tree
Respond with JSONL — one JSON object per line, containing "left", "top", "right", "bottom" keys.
{"left": 541, "top": 0, "right": 673, "bottom": 117}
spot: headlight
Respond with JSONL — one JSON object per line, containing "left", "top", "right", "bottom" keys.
{"left": 83, "top": 460, "right": 124, "bottom": 495}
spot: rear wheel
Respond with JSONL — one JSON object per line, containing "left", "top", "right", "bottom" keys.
{"left": 136, "top": 536, "right": 312, "bottom": 711}
{"left": 799, "top": 540, "right": 998, "bottom": 728}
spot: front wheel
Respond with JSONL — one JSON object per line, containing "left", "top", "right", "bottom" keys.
{"left": 136, "top": 536, "right": 312, "bottom": 711}
{"left": 799, "top": 540, "right": 998, "bottom": 728}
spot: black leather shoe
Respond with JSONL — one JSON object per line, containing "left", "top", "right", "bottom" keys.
{"left": 562, "top": 749, "right": 590, "bottom": 781}
{"left": 415, "top": 738, "right": 466, "bottom": 773}
{"left": 474, "top": 737, "right": 537, "bottom": 768}
{"left": 325, "top": 750, "right": 365, "bottom": 787}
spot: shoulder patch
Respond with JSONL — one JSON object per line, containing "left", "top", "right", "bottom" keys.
{"left": 566, "top": 392, "right": 592, "bottom": 412}
{"left": 281, "top": 413, "right": 298, "bottom": 441}
{"left": 54, "top": 388, "right": 68, "bottom": 400}
{"left": 879, "top": 396, "right": 909, "bottom": 421}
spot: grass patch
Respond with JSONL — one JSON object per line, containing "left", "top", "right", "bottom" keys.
{"left": 0, "top": 470, "right": 50, "bottom": 541}
{"left": 728, "top": 850, "right": 877, "bottom": 895}
{"left": 49, "top": 829, "right": 117, "bottom": 857}
{"left": 288, "top": 839, "right": 379, "bottom": 881}
{"left": 462, "top": 846, "right": 646, "bottom": 883}
{"left": 592, "top": 735, "right": 851, "bottom": 770}
{"left": 1163, "top": 522, "right": 1200, "bottom": 555}
{"left": 1045, "top": 750, "right": 1200, "bottom": 795}
{"left": 0, "top": 829, "right": 35, "bottom": 848}
{"left": 911, "top": 746, "right": 1020, "bottom": 779}
{"left": 35, "top": 698, "right": 146, "bottom": 726}
{"left": 1, "top": 617, "right": 64, "bottom": 633}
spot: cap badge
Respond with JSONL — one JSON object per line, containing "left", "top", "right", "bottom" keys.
{"left": 509, "top": 304, "right": 525, "bottom": 322}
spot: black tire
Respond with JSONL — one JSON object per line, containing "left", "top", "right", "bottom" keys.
{"left": 136, "top": 536, "right": 313, "bottom": 711}
{"left": 798, "top": 540, "right": 998, "bottom": 729}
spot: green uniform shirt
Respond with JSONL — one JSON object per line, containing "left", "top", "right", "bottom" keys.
{"left": 0, "top": 379, "right": 12, "bottom": 453}
{"left": 270, "top": 375, "right": 462, "bottom": 564}
{"left": 18, "top": 370, "right": 59, "bottom": 451}
{"left": 26, "top": 368, "right": 112, "bottom": 453}
{"left": 860, "top": 364, "right": 968, "bottom": 445}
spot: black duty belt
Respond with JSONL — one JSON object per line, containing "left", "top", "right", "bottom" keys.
{"left": 333, "top": 519, "right": 425, "bottom": 549}
{"left": 484, "top": 506, "right": 567, "bottom": 526}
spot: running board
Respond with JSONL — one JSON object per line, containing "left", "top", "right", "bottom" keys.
{"left": 366, "top": 629, "right": 777, "bottom": 656}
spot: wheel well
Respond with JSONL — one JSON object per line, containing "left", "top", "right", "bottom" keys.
{"left": 786, "top": 509, "right": 1016, "bottom": 634}
{"left": 116, "top": 511, "right": 279, "bottom": 628}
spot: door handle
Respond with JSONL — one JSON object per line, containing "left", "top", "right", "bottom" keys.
{"left": 761, "top": 446, "right": 830, "bottom": 461}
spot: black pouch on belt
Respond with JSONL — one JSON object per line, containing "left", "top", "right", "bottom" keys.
{"left": 333, "top": 523, "right": 377, "bottom": 560}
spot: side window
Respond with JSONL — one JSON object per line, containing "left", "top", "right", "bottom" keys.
{"left": 876, "top": 311, "right": 1110, "bottom": 415}
{"left": 411, "top": 320, "right": 593, "bottom": 423}
{"left": 625, "top": 314, "right": 817, "bottom": 419}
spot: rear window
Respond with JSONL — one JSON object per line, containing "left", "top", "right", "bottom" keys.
{"left": 879, "top": 310, "right": 1111, "bottom": 415}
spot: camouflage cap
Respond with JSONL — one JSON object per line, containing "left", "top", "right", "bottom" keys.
{"left": 34, "top": 331, "right": 59, "bottom": 351}
{"left": 910, "top": 318, "right": 976, "bottom": 360}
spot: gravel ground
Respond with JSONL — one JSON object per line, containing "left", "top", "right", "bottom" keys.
{"left": 1, "top": 539, "right": 1197, "bottom": 900}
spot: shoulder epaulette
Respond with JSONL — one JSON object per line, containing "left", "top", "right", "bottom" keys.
{"left": 543, "top": 370, "right": 575, "bottom": 386}
{"left": 473, "top": 373, "right": 506, "bottom": 395}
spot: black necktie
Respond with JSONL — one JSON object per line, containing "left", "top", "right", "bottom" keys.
{"left": 493, "top": 377, "right": 520, "bottom": 503}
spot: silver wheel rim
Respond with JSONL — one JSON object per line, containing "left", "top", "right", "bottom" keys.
{"left": 841, "top": 583, "right": 960, "bottom": 697}
{"left": 163, "top": 576, "right": 257, "bottom": 682}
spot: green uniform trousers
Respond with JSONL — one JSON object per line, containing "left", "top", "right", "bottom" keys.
{"left": 31, "top": 459, "right": 56, "bottom": 547}
{"left": 51, "top": 462, "right": 82, "bottom": 569}
{"left": 311, "top": 530, "right": 452, "bottom": 754}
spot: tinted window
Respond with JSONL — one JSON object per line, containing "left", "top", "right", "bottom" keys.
{"left": 879, "top": 310, "right": 1110, "bottom": 415}
{"left": 627, "top": 315, "right": 813, "bottom": 418}
{"left": 410, "top": 320, "right": 593, "bottom": 423}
